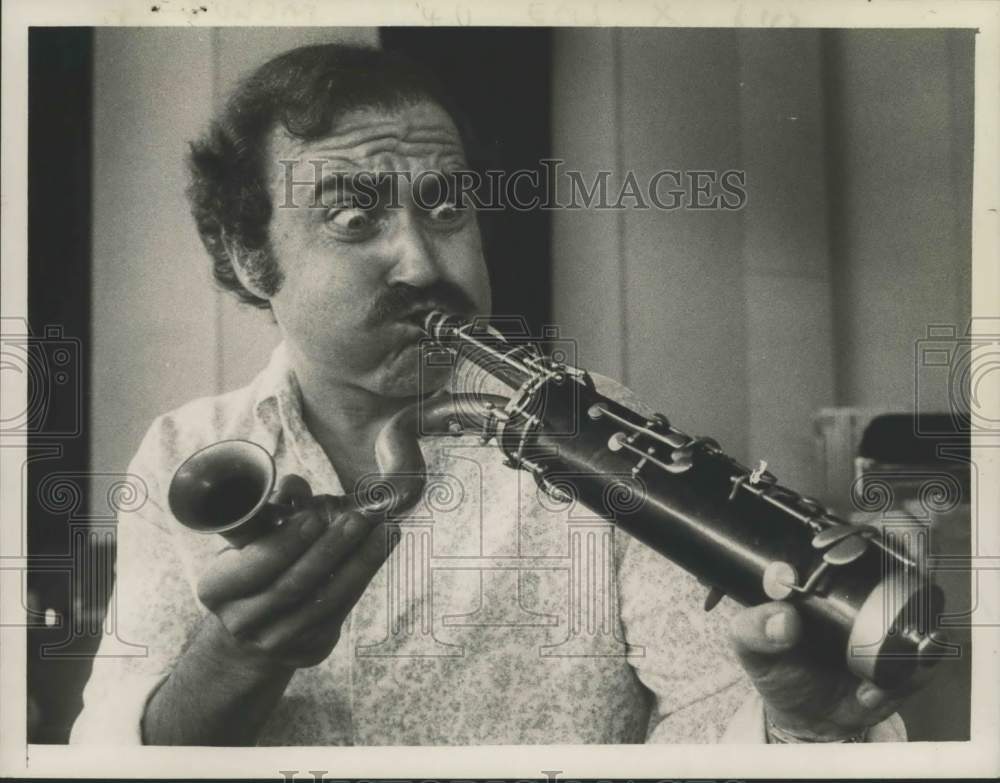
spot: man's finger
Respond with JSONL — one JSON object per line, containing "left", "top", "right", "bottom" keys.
{"left": 214, "top": 508, "right": 373, "bottom": 633}
{"left": 728, "top": 602, "right": 803, "bottom": 675}
{"left": 197, "top": 504, "right": 329, "bottom": 606}
{"left": 854, "top": 680, "right": 908, "bottom": 722}
{"left": 256, "top": 521, "right": 400, "bottom": 651}
{"left": 272, "top": 473, "right": 312, "bottom": 509}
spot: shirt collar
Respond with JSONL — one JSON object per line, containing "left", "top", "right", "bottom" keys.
{"left": 252, "top": 341, "right": 297, "bottom": 425}
{"left": 249, "top": 342, "right": 344, "bottom": 492}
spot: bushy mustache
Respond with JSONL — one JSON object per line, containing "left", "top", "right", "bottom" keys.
{"left": 366, "top": 282, "right": 479, "bottom": 328}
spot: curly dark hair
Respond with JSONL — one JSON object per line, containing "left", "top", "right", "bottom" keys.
{"left": 186, "top": 44, "right": 478, "bottom": 308}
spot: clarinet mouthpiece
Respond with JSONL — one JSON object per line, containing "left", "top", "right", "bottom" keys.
{"left": 423, "top": 309, "right": 454, "bottom": 338}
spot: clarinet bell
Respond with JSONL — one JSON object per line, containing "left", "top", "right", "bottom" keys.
{"left": 167, "top": 439, "right": 293, "bottom": 547}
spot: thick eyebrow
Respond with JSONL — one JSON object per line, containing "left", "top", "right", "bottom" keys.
{"left": 313, "top": 172, "right": 403, "bottom": 209}
{"left": 313, "top": 172, "right": 354, "bottom": 205}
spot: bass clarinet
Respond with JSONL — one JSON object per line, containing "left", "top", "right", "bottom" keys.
{"left": 419, "top": 311, "right": 948, "bottom": 690}
{"left": 168, "top": 310, "right": 949, "bottom": 690}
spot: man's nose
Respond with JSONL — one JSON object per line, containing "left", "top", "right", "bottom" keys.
{"left": 385, "top": 212, "right": 443, "bottom": 288}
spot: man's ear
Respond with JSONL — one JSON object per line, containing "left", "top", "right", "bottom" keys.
{"left": 229, "top": 248, "right": 272, "bottom": 302}
{"left": 222, "top": 231, "right": 281, "bottom": 302}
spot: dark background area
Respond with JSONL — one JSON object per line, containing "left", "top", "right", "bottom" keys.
{"left": 381, "top": 27, "right": 554, "bottom": 336}
{"left": 26, "top": 26, "right": 98, "bottom": 744}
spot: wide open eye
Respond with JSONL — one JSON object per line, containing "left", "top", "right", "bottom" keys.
{"left": 426, "top": 201, "right": 466, "bottom": 224}
{"left": 325, "top": 206, "right": 376, "bottom": 238}
{"left": 414, "top": 171, "right": 469, "bottom": 229}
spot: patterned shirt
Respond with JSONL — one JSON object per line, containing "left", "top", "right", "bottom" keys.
{"left": 71, "top": 343, "right": 904, "bottom": 745}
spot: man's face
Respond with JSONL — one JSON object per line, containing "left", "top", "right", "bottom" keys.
{"left": 257, "top": 100, "right": 491, "bottom": 397}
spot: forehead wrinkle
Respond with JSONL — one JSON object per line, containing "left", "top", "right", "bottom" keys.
{"left": 283, "top": 151, "right": 462, "bottom": 178}
{"left": 297, "top": 135, "right": 464, "bottom": 165}
{"left": 303, "top": 126, "right": 462, "bottom": 151}
{"left": 275, "top": 150, "right": 467, "bottom": 206}
{"left": 281, "top": 141, "right": 466, "bottom": 181}
{"left": 281, "top": 112, "right": 463, "bottom": 156}
{"left": 307, "top": 138, "right": 464, "bottom": 159}
{"left": 269, "top": 105, "right": 467, "bottom": 199}
{"left": 311, "top": 110, "right": 460, "bottom": 139}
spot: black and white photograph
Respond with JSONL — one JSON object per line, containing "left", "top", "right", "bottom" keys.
{"left": 1, "top": 0, "right": 998, "bottom": 779}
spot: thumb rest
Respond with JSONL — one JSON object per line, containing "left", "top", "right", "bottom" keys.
{"left": 168, "top": 310, "right": 949, "bottom": 689}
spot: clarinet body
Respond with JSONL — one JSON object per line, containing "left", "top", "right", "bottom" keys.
{"left": 423, "top": 311, "right": 948, "bottom": 689}
{"left": 168, "top": 309, "right": 949, "bottom": 691}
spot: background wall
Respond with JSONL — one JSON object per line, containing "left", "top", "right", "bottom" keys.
{"left": 552, "top": 28, "right": 974, "bottom": 501}
{"left": 550, "top": 28, "right": 974, "bottom": 742}
{"left": 380, "top": 27, "right": 554, "bottom": 337}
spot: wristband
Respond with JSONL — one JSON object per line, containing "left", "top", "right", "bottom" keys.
{"left": 766, "top": 713, "right": 869, "bottom": 744}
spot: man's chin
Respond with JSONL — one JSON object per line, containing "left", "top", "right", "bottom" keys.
{"left": 377, "top": 349, "right": 452, "bottom": 399}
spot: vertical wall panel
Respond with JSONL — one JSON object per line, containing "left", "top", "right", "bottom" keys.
{"left": 552, "top": 27, "right": 973, "bottom": 497}
{"left": 91, "top": 29, "right": 216, "bottom": 492}
{"left": 737, "top": 30, "right": 836, "bottom": 496}
{"left": 946, "top": 31, "right": 974, "bottom": 327}
{"left": 825, "top": 30, "right": 974, "bottom": 412}
{"left": 551, "top": 29, "right": 624, "bottom": 381}
{"left": 553, "top": 28, "right": 752, "bottom": 459}
{"left": 620, "top": 28, "right": 750, "bottom": 459}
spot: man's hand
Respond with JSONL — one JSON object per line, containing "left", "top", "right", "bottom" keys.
{"left": 196, "top": 474, "right": 398, "bottom": 670}
{"left": 729, "top": 602, "right": 908, "bottom": 741}
{"left": 143, "top": 473, "right": 399, "bottom": 745}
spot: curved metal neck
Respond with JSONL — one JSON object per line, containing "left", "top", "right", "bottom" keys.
{"left": 423, "top": 311, "right": 541, "bottom": 388}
